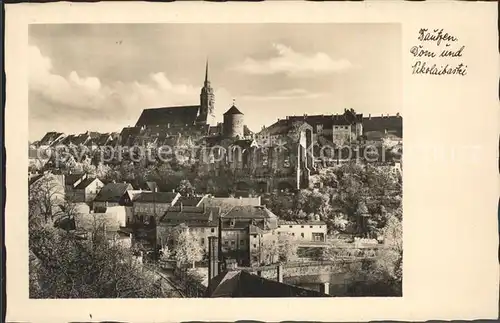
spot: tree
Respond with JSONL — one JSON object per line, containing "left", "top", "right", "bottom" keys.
{"left": 29, "top": 174, "right": 65, "bottom": 226}
{"left": 177, "top": 179, "right": 195, "bottom": 197}
{"left": 171, "top": 224, "right": 203, "bottom": 269}
{"left": 29, "top": 210, "right": 167, "bottom": 298}
{"left": 277, "top": 234, "right": 298, "bottom": 262}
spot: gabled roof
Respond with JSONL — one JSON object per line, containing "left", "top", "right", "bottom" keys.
{"left": 135, "top": 106, "right": 201, "bottom": 127}
{"left": 74, "top": 177, "right": 102, "bottom": 190}
{"left": 38, "top": 132, "right": 65, "bottom": 146}
{"left": 224, "top": 105, "right": 243, "bottom": 115}
{"left": 93, "top": 182, "right": 133, "bottom": 202}
{"left": 177, "top": 196, "right": 205, "bottom": 207}
{"left": 119, "top": 127, "right": 141, "bottom": 146}
{"left": 134, "top": 192, "right": 180, "bottom": 204}
{"left": 160, "top": 206, "right": 222, "bottom": 226}
{"left": 206, "top": 270, "right": 329, "bottom": 298}
{"left": 64, "top": 173, "right": 86, "bottom": 186}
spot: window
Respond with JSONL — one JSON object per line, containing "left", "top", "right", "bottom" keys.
{"left": 224, "top": 240, "right": 228, "bottom": 245}
{"left": 278, "top": 225, "right": 281, "bottom": 228}
{"left": 289, "top": 225, "right": 292, "bottom": 228}
{"left": 310, "top": 225, "right": 313, "bottom": 228}
{"left": 211, "top": 228, "right": 215, "bottom": 233}
{"left": 292, "top": 233, "right": 295, "bottom": 236}
{"left": 301, "top": 233, "right": 304, "bottom": 238}
{"left": 252, "top": 234, "right": 257, "bottom": 238}
{"left": 240, "top": 239, "right": 244, "bottom": 245}
{"left": 253, "top": 244, "right": 257, "bottom": 248}
{"left": 301, "top": 225, "right": 304, "bottom": 228}
{"left": 201, "top": 238, "right": 205, "bottom": 245}
{"left": 230, "top": 241, "right": 235, "bottom": 246}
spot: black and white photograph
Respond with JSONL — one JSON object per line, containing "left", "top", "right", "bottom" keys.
{"left": 27, "top": 23, "right": 404, "bottom": 299}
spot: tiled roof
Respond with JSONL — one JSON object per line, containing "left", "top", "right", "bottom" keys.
{"left": 223, "top": 105, "right": 243, "bottom": 115}
{"left": 74, "top": 177, "right": 100, "bottom": 190}
{"left": 119, "top": 127, "right": 141, "bottom": 146}
{"left": 38, "top": 132, "right": 65, "bottom": 146}
{"left": 206, "top": 270, "right": 329, "bottom": 297}
{"left": 177, "top": 196, "right": 205, "bottom": 206}
{"left": 65, "top": 173, "right": 85, "bottom": 186}
{"left": 135, "top": 106, "right": 201, "bottom": 127}
{"left": 160, "top": 206, "right": 222, "bottom": 226}
{"left": 93, "top": 182, "right": 133, "bottom": 202}
{"left": 243, "top": 125, "right": 253, "bottom": 136}
{"left": 134, "top": 192, "right": 180, "bottom": 204}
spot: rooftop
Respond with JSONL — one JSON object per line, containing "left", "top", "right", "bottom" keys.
{"left": 134, "top": 192, "right": 180, "bottom": 204}
{"left": 206, "top": 270, "right": 330, "bottom": 298}
{"left": 93, "top": 182, "right": 133, "bottom": 202}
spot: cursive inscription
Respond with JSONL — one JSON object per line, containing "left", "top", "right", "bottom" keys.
{"left": 410, "top": 28, "right": 467, "bottom": 76}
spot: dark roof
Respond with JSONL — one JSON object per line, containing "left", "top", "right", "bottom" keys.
{"left": 119, "top": 127, "right": 141, "bottom": 146}
{"left": 206, "top": 270, "right": 330, "bottom": 297}
{"left": 160, "top": 206, "right": 222, "bottom": 226}
{"left": 177, "top": 196, "right": 205, "bottom": 206}
{"left": 134, "top": 192, "right": 179, "bottom": 204}
{"left": 38, "top": 132, "right": 64, "bottom": 146}
{"left": 65, "top": 173, "right": 85, "bottom": 186}
{"left": 74, "top": 177, "right": 100, "bottom": 190}
{"left": 243, "top": 125, "right": 253, "bottom": 136}
{"left": 135, "top": 106, "right": 201, "bottom": 127}
{"left": 93, "top": 182, "right": 133, "bottom": 202}
{"left": 363, "top": 115, "right": 403, "bottom": 137}
{"left": 224, "top": 105, "right": 243, "bottom": 115}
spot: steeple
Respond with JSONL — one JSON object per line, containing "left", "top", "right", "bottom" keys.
{"left": 199, "top": 58, "right": 215, "bottom": 125}
{"left": 205, "top": 59, "right": 209, "bottom": 84}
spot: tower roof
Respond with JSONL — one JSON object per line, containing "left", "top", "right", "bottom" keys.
{"left": 224, "top": 105, "right": 243, "bottom": 115}
{"left": 205, "top": 59, "right": 209, "bottom": 83}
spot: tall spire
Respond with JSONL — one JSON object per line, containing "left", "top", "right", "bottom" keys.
{"left": 205, "top": 59, "right": 209, "bottom": 84}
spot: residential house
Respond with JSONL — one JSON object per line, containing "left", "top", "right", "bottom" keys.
{"left": 276, "top": 220, "right": 327, "bottom": 242}
{"left": 72, "top": 177, "right": 104, "bottom": 203}
{"left": 132, "top": 191, "right": 181, "bottom": 222}
{"left": 92, "top": 182, "right": 134, "bottom": 212}
{"left": 157, "top": 205, "right": 222, "bottom": 251}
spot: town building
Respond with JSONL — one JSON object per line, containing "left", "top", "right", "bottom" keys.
{"left": 92, "top": 182, "right": 134, "bottom": 212}
{"left": 132, "top": 191, "right": 181, "bottom": 222}
{"left": 276, "top": 220, "right": 327, "bottom": 242}
{"left": 64, "top": 173, "right": 104, "bottom": 203}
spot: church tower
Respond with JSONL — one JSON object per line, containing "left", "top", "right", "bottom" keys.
{"left": 199, "top": 60, "right": 215, "bottom": 125}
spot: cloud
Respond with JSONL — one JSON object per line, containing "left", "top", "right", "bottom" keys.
{"left": 29, "top": 45, "right": 223, "bottom": 137}
{"left": 231, "top": 43, "right": 353, "bottom": 77}
{"left": 241, "top": 88, "right": 329, "bottom": 101}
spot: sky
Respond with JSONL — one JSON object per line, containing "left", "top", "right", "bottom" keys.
{"left": 28, "top": 23, "right": 401, "bottom": 141}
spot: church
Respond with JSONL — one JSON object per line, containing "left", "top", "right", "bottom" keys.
{"left": 117, "top": 61, "right": 253, "bottom": 147}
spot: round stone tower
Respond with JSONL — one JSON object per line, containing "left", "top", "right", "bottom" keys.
{"left": 223, "top": 103, "right": 244, "bottom": 138}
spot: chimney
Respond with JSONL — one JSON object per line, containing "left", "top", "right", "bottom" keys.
{"left": 277, "top": 264, "right": 283, "bottom": 283}
{"left": 203, "top": 203, "right": 206, "bottom": 212}
{"left": 319, "top": 282, "right": 330, "bottom": 295}
{"left": 368, "top": 114, "right": 371, "bottom": 120}
{"left": 208, "top": 236, "right": 219, "bottom": 289}
{"left": 180, "top": 203, "right": 183, "bottom": 212}
{"left": 218, "top": 215, "right": 224, "bottom": 273}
